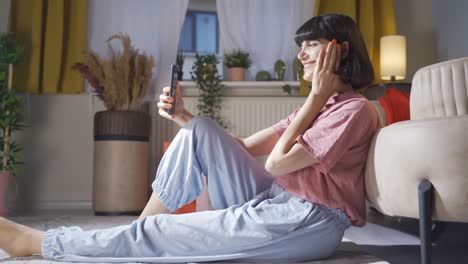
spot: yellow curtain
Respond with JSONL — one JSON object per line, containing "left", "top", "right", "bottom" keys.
{"left": 8, "top": 0, "right": 87, "bottom": 94}
{"left": 314, "top": 0, "right": 397, "bottom": 83}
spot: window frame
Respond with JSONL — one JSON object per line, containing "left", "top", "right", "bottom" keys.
{"left": 179, "top": 10, "right": 219, "bottom": 54}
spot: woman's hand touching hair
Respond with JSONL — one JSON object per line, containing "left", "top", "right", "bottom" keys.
{"left": 310, "top": 39, "right": 344, "bottom": 100}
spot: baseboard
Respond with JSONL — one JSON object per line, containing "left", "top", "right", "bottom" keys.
{"left": 35, "top": 201, "right": 93, "bottom": 210}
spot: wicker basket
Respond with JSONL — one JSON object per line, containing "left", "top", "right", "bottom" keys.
{"left": 93, "top": 111, "right": 150, "bottom": 215}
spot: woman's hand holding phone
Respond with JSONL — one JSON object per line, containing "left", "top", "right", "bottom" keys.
{"left": 157, "top": 71, "right": 185, "bottom": 120}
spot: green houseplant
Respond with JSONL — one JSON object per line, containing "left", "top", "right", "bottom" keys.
{"left": 72, "top": 33, "right": 155, "bottom": 214}
{"left": 191, "top": 53, "right": 225, "bottom": 127}
{"left": 223, "top": 49, "right": 252, "bottom": 81}
{"left": 0, "top": 32, "right": 26, "bottom": 216}
{"left": 176, "top": 52, "right": 184, "bottom": 81}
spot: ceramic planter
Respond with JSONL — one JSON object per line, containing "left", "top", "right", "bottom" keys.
{"left": 228, "top": 67, "right": 246, "bottom": 81}
{"left": 93, "top": 111, "right": 150, "bottom": 215}
{"left": 0, "top": 170, "right": 10, "bottom": 216}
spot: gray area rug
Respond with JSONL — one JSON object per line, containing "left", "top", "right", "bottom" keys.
{"left": 0, "top": 215, "right": 389, "bottom": 264}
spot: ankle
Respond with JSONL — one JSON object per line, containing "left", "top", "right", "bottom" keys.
{"left": 25, "top": 229, "right": 43, "bottom": 255}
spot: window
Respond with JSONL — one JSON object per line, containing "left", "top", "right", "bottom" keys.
{"left": 178, "top": 11, "right": 219, "bottom": 54}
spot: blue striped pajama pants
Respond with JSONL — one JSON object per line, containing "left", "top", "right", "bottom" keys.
{"left": 41, "top": 116, "right": 351, "bottom": 263}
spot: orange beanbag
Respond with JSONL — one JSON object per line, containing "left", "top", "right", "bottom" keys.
{"left": 378, "top": 88, "right": 410, "bottom": 125}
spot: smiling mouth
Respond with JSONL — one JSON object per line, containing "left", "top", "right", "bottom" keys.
{"left": 303, "top": 61, "right": 316, "bottom": 66}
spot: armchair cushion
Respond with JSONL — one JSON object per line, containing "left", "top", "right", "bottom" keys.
{"left": 411, "top": 57, "right": 468, "bottom": 119}
{"left": 365, "top": 115, "right": 468, "bottom": 222}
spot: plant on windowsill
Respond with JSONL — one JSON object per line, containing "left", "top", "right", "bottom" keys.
{"left": 176, "top": 52, "right": 184, "bottom": 81}
{"left": 0, "top": 32, "right": 26, "bottom": 216}
{"left": 223, "top": 49, "right": 252, "bottom": 81}
{"left": 191, "top": 53, "right": 225, "bottom": 127}
{"left": 72, "top": 33, "right": 155, "bottom": 214}
{"left": 282, "top": 84, "right": 292, "bottom": 96}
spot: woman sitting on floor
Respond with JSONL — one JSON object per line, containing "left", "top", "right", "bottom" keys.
{"left": 0, "top": 13, "right": 378, "bottom": 262}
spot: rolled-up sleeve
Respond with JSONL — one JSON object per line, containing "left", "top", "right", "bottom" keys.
{"left": 296, "top": 104, "right": 370, "bottom": 172}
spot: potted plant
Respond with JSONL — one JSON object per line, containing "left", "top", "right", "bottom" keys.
{"left": 72, "top": 33, "right": 155, "bottom": 215}
{"left": 176, "top": 52, "right": 184, "bottom": 81}
{"left": 0, "top": 32, "right": 25, "bottom": 216}
{"left": 223, "top": 49, "right": 252, "bottom": 81}
{"left": 191, "top": 53, "right": 225, "bottom": 127}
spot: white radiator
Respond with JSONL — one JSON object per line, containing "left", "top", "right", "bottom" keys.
{"left": 184, "top": 97, "right": 304, "bottom": 136}
{"left": 149, "top": 97, "right": 304, "bottom": 179}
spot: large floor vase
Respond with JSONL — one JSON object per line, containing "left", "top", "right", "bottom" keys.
{"left": 93, "top": 111, "right": 150, "bottom": 215}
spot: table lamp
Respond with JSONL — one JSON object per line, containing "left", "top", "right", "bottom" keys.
{"left": 380, "top": 35, "right": 406, "bottom": 82}
{"left": 361, "top": 35, "right": 410, "bottom": 100}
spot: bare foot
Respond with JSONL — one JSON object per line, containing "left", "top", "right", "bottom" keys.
{"left": 0, "top": 217, "right": 43, "bottom": 257}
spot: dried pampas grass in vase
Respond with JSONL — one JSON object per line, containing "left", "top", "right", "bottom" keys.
{"left": 75, "top": 34, "right": 155, "bottom": 214}
{"left": 72, "top": 33, "right": 155, "bottom": 112}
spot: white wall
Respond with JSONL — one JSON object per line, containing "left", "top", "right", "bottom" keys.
{"left": 12, "top": 95, "right": 105, "bottom": 212}
{"left": 394, "top": 0, "right": 437, "bottom": 82}
{"left": 434, "top": 0, "right": 468, "bottom": 61}
{"left": 0, "top": 0, "right": 10, "bottom": 32}
{"left": 394, "top": 0, "right": 468, "bottom": 80}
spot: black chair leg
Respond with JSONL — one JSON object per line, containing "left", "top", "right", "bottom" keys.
{"left": 431, "top": 221, "right": 447, "bottom": 242}
{"left": 418, "top": 179, "right": 434, "bottom": 264}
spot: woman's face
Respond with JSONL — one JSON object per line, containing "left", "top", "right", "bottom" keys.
{"left": 297, "top": 38, "right": 330, "bottom": 82}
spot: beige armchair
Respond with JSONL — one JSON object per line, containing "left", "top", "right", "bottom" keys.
{"left": 365, "top": 57, "right": 468, "bottom": 264}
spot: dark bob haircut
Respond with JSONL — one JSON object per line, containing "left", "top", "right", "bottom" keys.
{"left": 294, "top": 13, "right": 374, "bottom": 90}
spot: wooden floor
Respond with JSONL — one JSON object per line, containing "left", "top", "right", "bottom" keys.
{"left": 345, "top": 208, "right": 468, "bottom": 263}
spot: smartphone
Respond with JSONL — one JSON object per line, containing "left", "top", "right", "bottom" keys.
{"left": 167, "top": 64, "right": 179, "bottom": 115}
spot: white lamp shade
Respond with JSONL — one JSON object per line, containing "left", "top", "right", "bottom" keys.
{"left": 380, "top": 35, "right": 406, "bottom": 81}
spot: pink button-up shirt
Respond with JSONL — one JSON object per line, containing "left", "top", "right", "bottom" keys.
{"left": 271, "top": 90, "right": 378, "bottom": 226}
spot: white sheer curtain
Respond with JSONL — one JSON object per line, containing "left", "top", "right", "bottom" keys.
{"left": 88, "top": 0, "right": 189, "bottom": 184}
{"left": 217, "top": 0, "right": 316, "bottom": 81}
{"left": 88, "top": 0, "right": 189, "bottom": 98}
